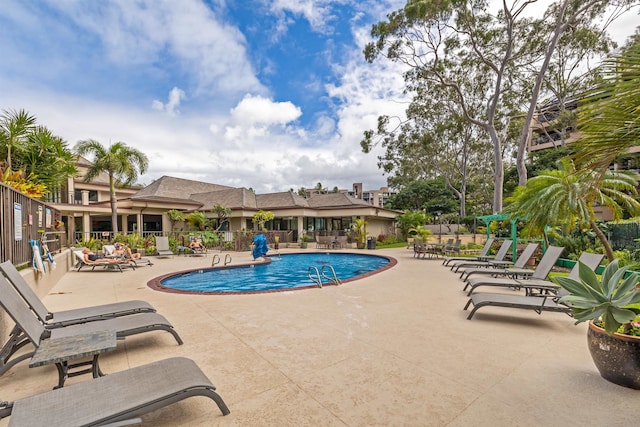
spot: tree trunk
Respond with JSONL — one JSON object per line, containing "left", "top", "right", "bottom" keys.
{"left": 488, "top": 126, "right": 504, "bottom": 213}
{"left": 590, "top": 219, "right": 614, "bottom": 262}
{"left": 109, "top": 175, "right": 119, "bottom": 234}
{"left": 516, "top": 0, "right": 571, "bottom": 186}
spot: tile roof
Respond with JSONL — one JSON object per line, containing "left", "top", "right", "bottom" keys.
{"left": 130, "top": 176, "right": 233, "bottom": 200}
{"left": 255, "top": 192, "right": 309, "bottom": 209}
{"left": 307, "top": 192, "right": 372, "bottom": 208}
{"left": 127, "top": 175, "right": 392, "bottom": 213}
{"left": 190, "top": 188, "right": 258, "bottom": 210}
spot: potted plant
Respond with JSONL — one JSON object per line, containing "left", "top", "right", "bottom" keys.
{"left": 352, "top": 218, "right": 367, "bottom": 249}
{"left": 557, "top": 260, "right": 640, "bottom": 389}
{"left": 300, "top": 233, "right": 311, "bottom": 249}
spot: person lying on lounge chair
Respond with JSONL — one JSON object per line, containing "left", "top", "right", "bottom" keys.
{"left": 113, "top": 243, "right": 141, "bottom": 259}
{"left": 189, "top": 237, "right": 205, "bottom": 253}
{"left": 83, "top": 248, "right": 126, "bottom": 264}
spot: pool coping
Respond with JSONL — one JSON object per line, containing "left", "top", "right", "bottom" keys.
{"left": 146, "top": 251, "right": 398, "bottom": 295}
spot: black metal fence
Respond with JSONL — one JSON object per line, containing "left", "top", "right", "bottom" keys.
{"left": 609, "top": 222, "right": 640, "bottom": 251}
{"left": 0, "top": 183, "right": 63, "bottom": 267}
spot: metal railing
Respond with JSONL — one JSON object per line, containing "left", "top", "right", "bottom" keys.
{"left": 0, "top": 183, "right": 63, "bottom": 266}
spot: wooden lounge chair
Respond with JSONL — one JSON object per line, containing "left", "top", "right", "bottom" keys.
{"left": 0, "top": 260, "right": 156, "bottom": 328}
{"left": 155, "top": 236, "right": 175, "bottom": 257}
{"left": 0, "top": 357, "right": 230, "bottom": 425}
{"left": 460, "top": 243, "right": 539, "bottom": 281}
{"left": 462, "top": 245, "right": 565, "bottom": 296}
{"left": 442, "top": 238, "right": 495, "bottom": 266}
{"left": 72, "top": 249, "right": 133, "bottom": 273}
{"left": 450, "top": 240, "right": 513, "bottom": 273}
{"left": 0, "top": 275, "right": 183, "bottom": 377}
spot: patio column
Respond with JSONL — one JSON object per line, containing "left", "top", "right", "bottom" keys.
{"left": 67, "top": 215, "right": 76, "bottom": 244}
{"left": 137, "top": 212, "right": 143, "bottom": 237}
{"left": 119, "top": 214, "right": 127, "bottom": 235}
{"left": 82, "top": 212, "right": 91, "bottom": 242}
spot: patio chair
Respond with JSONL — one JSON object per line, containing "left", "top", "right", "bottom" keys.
{"left": 462, "top": 245, "right": 565, "bottom": 296}
{"left": 155, "top": 236, "right": 175, "bottom": 257}
{"left": 460, "top": 243, "right": 539, "bottom": 281}
{"left": 449, "top": 240, "right": 513, "bottom": 273}
{"left": 0, "top": 260, "right": 156, "bottom": 328}
{"left": 72, "top": 249, "right": 133, "bottom": 273}
{"left": 0, "top": 275, "right": 183, "bottom": 377}
{"left": 0, "top": 356, "right": 230, "bottom": 425}
{"left": 413, "top": 238, "right": 428, "bottom": 259}
{"left": 316, "top": 236, "right": 334, "bottom": 250}
{"left": 445, "top": 239, "right": 461, "bottom": 256}
{"left": 442, "top": 238, "right": 495, "bottom": 266}
{"left": 463, "top": 252, "right": 604, "bottom": 320}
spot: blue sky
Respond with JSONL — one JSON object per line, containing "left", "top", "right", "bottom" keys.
{"left": 0, "top": 1, "right": 637, "bottom": 194}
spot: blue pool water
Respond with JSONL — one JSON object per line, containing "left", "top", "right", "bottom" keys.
{"left": 156, "top": 253, "right": 393, "bottom": 293}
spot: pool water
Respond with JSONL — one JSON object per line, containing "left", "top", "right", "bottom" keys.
{"left": 157, "top": 252, "right": 393, "bottom": 293}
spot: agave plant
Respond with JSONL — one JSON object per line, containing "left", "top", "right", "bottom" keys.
{"left": 557, "top": 260, "right": 640, "bottom": 335}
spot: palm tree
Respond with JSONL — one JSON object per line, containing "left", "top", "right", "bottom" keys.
{"left": 505, "top": 157, "right": 640, "bottom": 261}
{"left": 0, "top": 108, "right": 36, "bottom": 170}
{"left": 22, "top": 126, "right": 78, "bottom": 196}
{"left": 573, "top": 39, "right": 640, "bottom": 174}
{"left": 74, "top": 140, "right": 149, "bottom": 234}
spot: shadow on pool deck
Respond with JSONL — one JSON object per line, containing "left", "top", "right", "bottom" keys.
{"left": 0, "top": 247, "right": 637, "bottom": 426}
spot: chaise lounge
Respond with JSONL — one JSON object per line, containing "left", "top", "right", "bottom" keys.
{"left": 460, "top": 243, "right": 539, "bottom": 281}
{"left": 462, "top": 245, "right": 565, "bottom": 296}
{"left": 463, "top": 251, "right": 604, "bottom": 320}
{"left": 0, "top": 260, "right": 156, "bottom": 328}
{"left": 450, "top": 240, "right": 513, "bottom": 273}
{"left": 72, "top": 249, "right": 133, "bottom": 272}
{"left": 155, "top": 236, "right": 175, "bottom": 258}
{"left": 0, "top": 275, "right": 183, "bottom": 379}
{"left": 0, "top": 356, "right": 230, "bottom": 425}
{"left": 442, "top": 238, "right": 495, "bottom": 266}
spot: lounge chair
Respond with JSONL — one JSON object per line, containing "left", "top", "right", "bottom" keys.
{"left": 462, "top": 245, "right": 565, "bottom": 296}
{"left": 0, "top": 260, "right": 156, "bottom": 328}
{"left": 0, "top": 275, "right": 183, "bottom": 377}
{"left": 463, "top": 252, "right": 605, "bottom": 320}
{"left": 0, "top": 356, "right": 230, "bottom": 425}
{"left": 72, "top": 249, "right": 133, "bottom": 273}
{"left": 104, "top": 245, "right": 154, "bottom": 267}
{"left": 460, "top": 243, "right": 539, "bottom": 281}
{"left": 155, "top": 236, "right": 175, "bottom": 257}
{"left": 450, "top": 240, "right": 513, "bottom": 273}
{"left": 442, "top": 238, "right": 495, "bottom": 266}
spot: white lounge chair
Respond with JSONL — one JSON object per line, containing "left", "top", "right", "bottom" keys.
{"left": 155, "top": 236, "right": 175, "bottom": 257}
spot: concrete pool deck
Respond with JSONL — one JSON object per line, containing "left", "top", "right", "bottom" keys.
{"left": 0, "top": 247, "right": 638, "bottom": 426}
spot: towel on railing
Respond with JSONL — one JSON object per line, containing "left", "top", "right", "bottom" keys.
{"left": 29, "top": 240, "right": 46, "bottom": 274}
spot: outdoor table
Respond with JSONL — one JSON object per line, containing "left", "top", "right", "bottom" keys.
{"left": 30, "top": 330, "right": 117, "bottom": 389}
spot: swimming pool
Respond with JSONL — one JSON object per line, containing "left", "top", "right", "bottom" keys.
{"left": 148, "top": 252, "right": 396, "bottom": 294}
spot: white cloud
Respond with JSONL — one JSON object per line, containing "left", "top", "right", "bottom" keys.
{"left": 266, "top": 0, "right": 338, "bottom": 34}
{"left": 229, "top": 94, "right": 302, "bottom": 126}
{"left": 152, "top": 87, "right": 186, "bottom": 116}
{"left": 46, "top": 0, "right": 265, "bottom": 97}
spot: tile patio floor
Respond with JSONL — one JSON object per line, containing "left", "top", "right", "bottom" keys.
{"left": 0, "top": 247, "right": 638, "bottom": 426}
